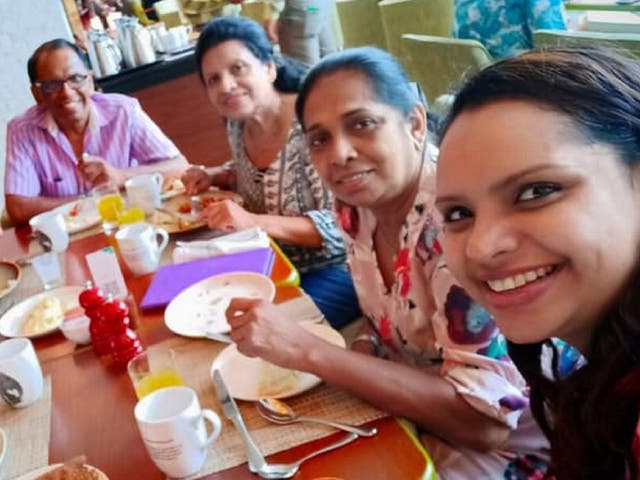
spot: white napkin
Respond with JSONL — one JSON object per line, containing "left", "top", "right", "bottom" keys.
{"left": 172, "top": 227, "right": 270, "bottom": 263}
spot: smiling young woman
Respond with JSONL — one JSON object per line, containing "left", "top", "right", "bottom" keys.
{"left": 436, "top": 46, "right": 640, "bottom": 478}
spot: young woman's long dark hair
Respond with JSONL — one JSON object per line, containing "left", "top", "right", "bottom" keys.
{"left": 439, "top": 46, "right": 640, "bottom": 479}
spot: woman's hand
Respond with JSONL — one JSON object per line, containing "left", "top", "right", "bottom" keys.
{"left": 181, "top": 166, "right": 211, "bottom": 195}
{"left": 226, "top": 298, "right": 318, "bottom": 368}
{"left": 198, "top": 199, "right": 258, "bottom": 232}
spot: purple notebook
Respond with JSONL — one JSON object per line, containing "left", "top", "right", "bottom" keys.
{"left": 140, "top": 248, "right": 275, "bottom": 310}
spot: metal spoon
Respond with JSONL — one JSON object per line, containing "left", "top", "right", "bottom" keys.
{"left": 257, "top": 397, "right": 377, "bottom": 437}
{"left": 254, "top": 432, "right": 358, "bottom": 479}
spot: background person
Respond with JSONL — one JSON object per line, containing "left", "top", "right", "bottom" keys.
{"left": 454, "top": 0, "right": 567, "bottom": 58}
{"left": 181, "top": 17, "right": 359, "bottom": 329}
{"left": 436, "top": 46, "right": 640, "bottom": 478}
{"left": 265, "top": 0, "right": 339, "bottom": 67}
{"left": 4, "top": 38, "right": 187, "bottom": 226}
{"left": 225, "top": 47, "right": 550, "bottom": 479}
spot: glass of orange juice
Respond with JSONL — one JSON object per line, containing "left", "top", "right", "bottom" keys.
{"left": 127, "top": 349, "right": 184, "bottom": 400}
{"left": 92, "top": 182, "right": 124, "bottom": 235}
{"left": 117, "top": 206, "right": 146, "bottom": 225}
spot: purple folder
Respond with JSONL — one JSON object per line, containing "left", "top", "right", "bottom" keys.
{"left": 140, "top": 248, "right": 275, "bottom": 310}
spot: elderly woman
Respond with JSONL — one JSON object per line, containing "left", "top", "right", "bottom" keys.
{"left": 181, "top": 17, "right": 358, "bottom": 329}
{"left": 436, "top": 46, "right": 640, "bottom": 478}
{"left": 225, "top": 47, "right": 549, "bottom": 479}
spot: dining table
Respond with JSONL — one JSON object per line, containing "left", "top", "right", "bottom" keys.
{"left": 0, "top": 221, "right": 432, "bottom": 480}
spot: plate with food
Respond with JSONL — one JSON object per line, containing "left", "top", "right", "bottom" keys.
{"left": 0, "top": 261, "right": 21, "bottom": 301}
{"left": 0, "top": 286, "right": 84, "bottom": 339}
{"left": 14, "top": 459, "right": 109, "bottom": 480}
{"left": 211, "top": 322, "right": 345, "bottom": 401}
{"left": 52, "top": 198, "right": 101, "bottom": 234}
{"left": 152, "top": 189, "right": 243, "bottom": 234}
{"left": 160, "top": 177, "right": 186, "bottom": 201}
{"left": 164, "top": 272, "right": 276, "bottom": 337}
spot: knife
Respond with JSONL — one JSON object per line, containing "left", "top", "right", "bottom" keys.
{"left": 213, "top": 369, "right": 266, "bottom": 472}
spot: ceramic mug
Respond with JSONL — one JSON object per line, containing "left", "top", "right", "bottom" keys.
{"left": 0, "top": 338, "right": 44, "bottom": 408}
{"left": 29, "top": 211, "right": 69, "bottom": 253}
{"left": 116, "top": 222, "right": 169, "bottom": 276}
{"left": 135, "top": 386, "right": 222, "bottom": 478}
{"left": 125, "top": 173, "right": 163, "bottom": 215}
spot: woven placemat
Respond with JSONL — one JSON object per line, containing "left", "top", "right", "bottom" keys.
{"left": 154, "top": 315, "right": 388, "bottom": 478}
{"left": 0, "top": 377, "right": 52, "bottom": 480}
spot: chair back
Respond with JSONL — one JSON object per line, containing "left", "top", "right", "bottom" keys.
{"left": 378, "top": 0, "right": 454, "bottom": 63}
{"left": 335, "top": 0, "right": 386, "bottom": 49}
{"left": 154, "top": 0, "right": 190, "bottom": 28}
{"left": 533, "top": 29, "right": 640, "bottom": 58}
{"left": 401, "top": 33, "right": 492, "bottom": 105}
{"left": 240, "top": 1, "right": 269, "bottom": 24}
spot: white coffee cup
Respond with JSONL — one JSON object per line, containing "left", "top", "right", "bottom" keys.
{"left": 116, "top": 222, "right": 169, "bottom": 276}
{"left": 125, "top": 173, "right": 163, "bottom": 215}
{"left": 29, "top": 211, "right": 69, "bottom": 253}
{"left": 0, "top": 338, "right": 44, "bottom": 408}
{"left": 135, "top": 386, "right": 222, "bottom": 478}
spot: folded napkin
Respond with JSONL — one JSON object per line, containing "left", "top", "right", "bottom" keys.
{"left": 172, "top": 227, "right": 270, "bottom": 264}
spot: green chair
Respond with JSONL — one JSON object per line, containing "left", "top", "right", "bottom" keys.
{"left": 240, "top": 1, "right": 269, "bottom": 24}
{"left": 533, "top": 29, "right": 640, "bottom": 58}
{"left": 401, "top": 33, "right": 493, "bottom": 108}
{"left": 378, "top": 0, "right": 454, "bottom": 65}
{"left": 335, "top": 0, "right": 386, "bottom": 49}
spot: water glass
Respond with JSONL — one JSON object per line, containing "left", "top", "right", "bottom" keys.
{"left": 31, "top": 252, "right": 65, "bottom": 290}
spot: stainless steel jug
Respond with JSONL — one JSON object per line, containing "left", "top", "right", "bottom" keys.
{"left": 87, "top": 30, "right": 123, "bottom": 78}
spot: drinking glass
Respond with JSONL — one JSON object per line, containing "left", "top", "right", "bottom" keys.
{"left": 127, "top": 349, "right": 184, "bottom": 400}
{"left": 92, "top": 183, "right": 124, "bottom": 235}
{"left": 31, "top": 252, "right": 65, "bottom": 290}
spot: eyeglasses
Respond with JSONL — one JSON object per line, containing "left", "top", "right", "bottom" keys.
{"left": 33, "top": 73, "right": 89, "bottom": 94}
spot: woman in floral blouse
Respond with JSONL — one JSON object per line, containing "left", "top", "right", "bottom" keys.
{"left": 225, "top": 47, "right": 549, "bottom": 479}
{"left": 181, "top": 16, "right": 359, "bottom": 328}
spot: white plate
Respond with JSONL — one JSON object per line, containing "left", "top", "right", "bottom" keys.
{"left": 0, "top": 428, "right": 6, "bottom": 468}
{"left": 14, "top": 463, "right": 109, "bottom": 480}
{"left": 164, "top": 272, "right": 276, "bottom": 337}
{"left": 211, "top": 322, "right": 346, "bottom": 401}
{"left": 52, "top": 198, "right": 101, "bottom": 234}
{"left": 0, "top": 286, "right": 83, "bottom": 338}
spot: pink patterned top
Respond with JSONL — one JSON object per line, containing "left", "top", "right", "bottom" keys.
{"left": 336, "top": 156, "right": 550, "bottom": 479}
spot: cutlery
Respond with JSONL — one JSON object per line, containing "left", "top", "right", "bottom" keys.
{"left": 253, "top": 432, "right": 358, "bottom": 479}
{"left": 213, "top": 369, "right": 266, "bottom": 473}
{"left": 214, "top": 371, "right": 360, "bottom": 478}
{"left": 257, "top": 397, "right": 377, "bottom": 437}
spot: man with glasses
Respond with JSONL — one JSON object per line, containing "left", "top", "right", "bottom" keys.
{"left": 5, "top": 38, "right": 188, "bottom": 225}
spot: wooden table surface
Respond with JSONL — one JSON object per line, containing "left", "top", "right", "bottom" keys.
{"left": 0, "top": 226, "right": 429, "bottom": 480}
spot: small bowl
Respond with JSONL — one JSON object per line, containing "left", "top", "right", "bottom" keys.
{"left": 60, "top": 315, "right": 91, "bottom": 345}
{"left": 0, "top": 261, "right": 21, "bottom": 301}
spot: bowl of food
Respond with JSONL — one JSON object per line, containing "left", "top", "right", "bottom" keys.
{"left": 0, "top": 261, "right": 21, "bottom": 301}
{"left": 59, "top": 314, "right": 91, "bottom": 345}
